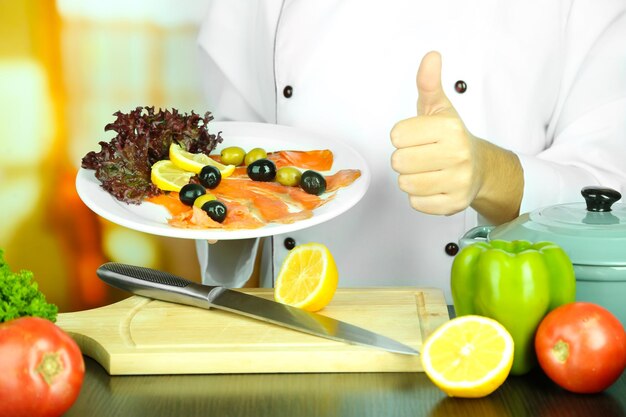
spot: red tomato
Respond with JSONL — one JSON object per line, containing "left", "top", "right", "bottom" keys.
{"left": 0, "top": 317, "right": 85, "bottom": 417}
{"left": 535, "top": 302, "right": 626, "bottom": 394}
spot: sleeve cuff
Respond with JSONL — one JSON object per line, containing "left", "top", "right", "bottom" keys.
{"left": 516, "top": 154, "right": 596, "bottom": 214}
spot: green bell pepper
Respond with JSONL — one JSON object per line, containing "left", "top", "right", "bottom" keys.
{"left": 451, "top": 240, "right": 576, "bottom": 375}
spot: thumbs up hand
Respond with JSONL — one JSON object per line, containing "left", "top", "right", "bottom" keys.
{"left": 390, "top": 51, "right": 523, "bottom": 225}
{"left": 391, "top": 51, "right": 482, "bottom": 216}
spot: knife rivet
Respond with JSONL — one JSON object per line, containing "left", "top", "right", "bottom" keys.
{"left": 284, "top": 237, "right": 296, "bottom": 250}
{"left": 445, "top": 242, "right": 459, "bottom": 256}
{"left": 283, "top": 85, "right": 293, "bottom": 98}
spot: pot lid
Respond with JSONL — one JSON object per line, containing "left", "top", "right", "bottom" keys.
{"left": 490, "top": 187, "right": 626, "bottom": 266}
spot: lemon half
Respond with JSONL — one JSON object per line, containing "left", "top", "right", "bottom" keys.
{"left": 421, "top": 315, "right": 514, "bottom": 398}
{"left": 274, "top": 242, "right": 339, "bottom": 312}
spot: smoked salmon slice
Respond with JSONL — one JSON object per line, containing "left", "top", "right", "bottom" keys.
{"left": 325, "top": 169, "right": 361, "bottom": 192}
{"left": 149, "top": 149, "right": 360, "bottom": 230}
{"left": 267, "top": 150, "right": 333, "bottom": 171}
{"left": 150, "top": 194, "right": 266, "bottom": 229}
{"left": 212, "top": 149, "right": 333, "bottom": 171}
{"left": 219, "top": 179, "right": 324, "bottom": 211}
{"left": 212, "top": 179, "right": 317, "bottom": 223}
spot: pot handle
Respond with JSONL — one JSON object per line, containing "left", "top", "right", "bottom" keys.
{"left": 459, "top": 225, "right": 495, "bottom": 248}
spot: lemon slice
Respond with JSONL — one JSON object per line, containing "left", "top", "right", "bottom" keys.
{"left": 150, "top": 160, "right": 195, "bottom": 192}
{"left": 421, "top": 315, "right": 514, "bottom": 398}
{"left": 274, "top": 242, "right": 339, "bottom": 312}
{"left": 169, "top": 143, "right": 235, "bottom": 176}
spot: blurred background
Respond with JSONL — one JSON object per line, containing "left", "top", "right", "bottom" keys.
{"left": 0, "top": 0, "right": 212, "bottom": 312}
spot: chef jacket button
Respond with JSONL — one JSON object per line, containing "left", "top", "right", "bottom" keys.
{"left": 445, "top": 242, "right": 459, "bottom": 256}
{"left": 284, "top": 237, "right": 296, "bottom": 250}
{"left": 283, "top": 85, "right": 293, "bottom": 98}
{"left": 454, "top": 80, "right": 467, "bottom": 94}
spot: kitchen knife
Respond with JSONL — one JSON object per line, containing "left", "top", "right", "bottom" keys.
{"left": 96, "top": 262, "right": 419, "bottom": 356}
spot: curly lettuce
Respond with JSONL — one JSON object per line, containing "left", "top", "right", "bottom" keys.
{"left": 0, "top": 250, "right": 58, "bottom": 323}
{"left": 81, "top": 106, "right": 223, "bottom": 204}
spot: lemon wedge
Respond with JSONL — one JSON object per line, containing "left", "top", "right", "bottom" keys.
{"left": 274, "top": 242, "right": 339, "bottom": 312}
{"left": 169, "top": 143, "right": 235, "bottom": 176}
{"left": 150, "top": 160, "right": 195, "bottom": 192}
{"left": 421, "top": 315, "right": 514, "bottom": 398}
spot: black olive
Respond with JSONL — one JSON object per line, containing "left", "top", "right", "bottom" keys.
{"left": 300, "top": 170, "right": 326, "bottom": 195}
{"left": 199, "top": 165, "right": 222, "bottom": 189}
{"left": 179, "top": 183, "right": 206, "bottom": 206}
{"left": 201, "top": 200, "right": 227, "bottom": 223}
{"left": 247, "top": 159, "right": 276, "bottom": 182}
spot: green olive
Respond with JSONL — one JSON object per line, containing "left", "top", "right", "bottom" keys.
{"left": 220, "top": 146, "right": 246, "bottom": 166}
{"left": 276, "top": 167, "right": 302, "bottom": 187}
{"left": 193, "top": 193, "right": 217, "bottom": 209}
{"left": 244, "top": 147, "right": 268, "bottom": 166}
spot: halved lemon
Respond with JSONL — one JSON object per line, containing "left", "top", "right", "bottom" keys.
{"left": 169, "top": 143, "right": 235, "bottom": 176}
{"left": 150, "top": 160, "right": 195, "bottom": 192}
{"left": 274, "top": 242, "right": 339, "bottom": 312}
{"left": 421, "top": 315, "right": 514, "bottom": 398}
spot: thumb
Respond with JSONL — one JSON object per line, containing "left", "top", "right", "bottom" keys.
{"left": 416, "top": 51, "right": 454, "bottom": 116}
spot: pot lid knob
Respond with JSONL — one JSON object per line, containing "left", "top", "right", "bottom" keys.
{"left": 581, "top": 186, "right": 622, "bottom": 212}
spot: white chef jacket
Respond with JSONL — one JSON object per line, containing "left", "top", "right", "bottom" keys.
{"left": 195, "top": 0, "right": 626, "bottom": 302}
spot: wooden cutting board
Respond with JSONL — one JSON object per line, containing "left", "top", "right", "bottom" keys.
{"left": 56, "top": 287, "right": 449, "bottom": 375}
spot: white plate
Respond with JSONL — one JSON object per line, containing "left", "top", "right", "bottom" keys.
{"left": 76, "top": 122, "right": 371, "bottom": 240}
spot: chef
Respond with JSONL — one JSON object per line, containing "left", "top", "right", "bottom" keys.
{"left": 195, "top": 0, "right": 626, "bottom": 302}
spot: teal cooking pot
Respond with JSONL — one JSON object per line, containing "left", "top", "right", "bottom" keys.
{"left": 460, "top": 186, "right": 626, "bottom": 327}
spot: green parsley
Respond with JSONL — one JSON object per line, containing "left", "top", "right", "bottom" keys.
{"left": 0, "top": 249, "right": 58, "bottom": 322}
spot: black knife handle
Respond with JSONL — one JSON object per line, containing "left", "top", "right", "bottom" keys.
{"left": 96, "top": 262, "right": 215, "bottom": 310}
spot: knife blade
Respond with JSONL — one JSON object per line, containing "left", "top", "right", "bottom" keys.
{"left": 96, "top": 262, "right": 419, "bottom": 356}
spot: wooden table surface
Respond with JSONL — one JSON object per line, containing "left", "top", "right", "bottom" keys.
{"left": 64, "top": 356, "right": 626, "bottom": 417}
